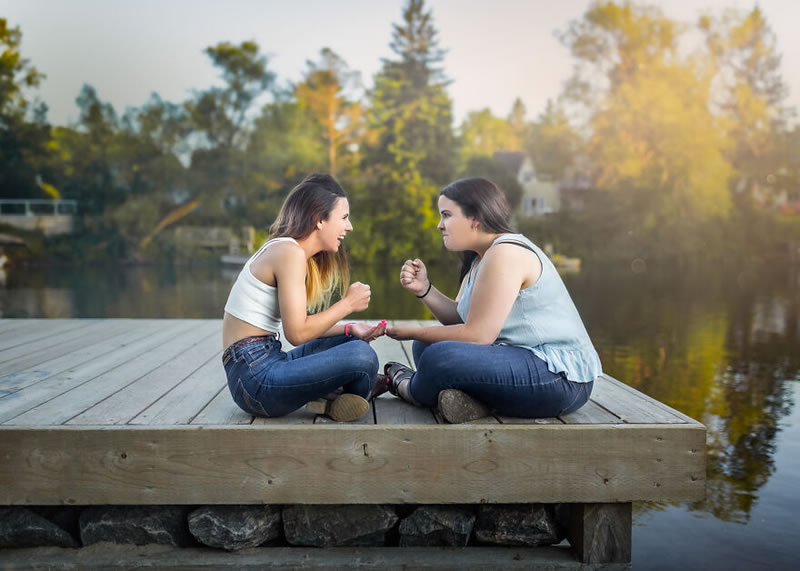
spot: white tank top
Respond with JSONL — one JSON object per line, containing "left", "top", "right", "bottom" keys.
{"left": 223, "top": 237, "right": 299, "bottom": 333}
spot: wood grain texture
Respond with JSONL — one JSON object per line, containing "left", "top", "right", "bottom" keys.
{"left": 566, "top": 503, "right": 633, "bottom": 564}
{"left": 0, "top": 424, "right": 706, "bottom": 505}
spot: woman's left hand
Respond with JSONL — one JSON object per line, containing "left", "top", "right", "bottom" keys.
{"left": 349, "top": 321, "right": 387, "bottom": 342}
{"left": 385, "top": 324, "right": 417, "bottom": 341}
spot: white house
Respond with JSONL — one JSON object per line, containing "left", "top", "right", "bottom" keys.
{"left": 493, "top": 152, "right": 560, "bottom": 217}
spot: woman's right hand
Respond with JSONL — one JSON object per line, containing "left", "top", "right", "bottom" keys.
{"left": 343, "top": 281, "right": 371, "bottom": 312}
{"left": 400, "top": 259, "right": 429, "bottom": 297}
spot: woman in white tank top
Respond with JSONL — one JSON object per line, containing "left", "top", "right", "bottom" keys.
{"left": 221, "top": 174, "right": 387, "bottom": 422}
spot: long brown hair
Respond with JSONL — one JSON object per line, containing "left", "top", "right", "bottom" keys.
{"left": 269, "top": 173, "right": 350, "bottom": 312}
{"left": 440, "top": 177, "right": 515, "bottom": 282}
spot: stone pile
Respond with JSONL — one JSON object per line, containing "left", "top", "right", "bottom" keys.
{"left": 0, "top": 504, "right": 567, "bottom": 551}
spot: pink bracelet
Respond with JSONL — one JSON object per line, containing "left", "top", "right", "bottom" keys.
{"left": 344, "top": 322, "right": 353, "bottom": 337}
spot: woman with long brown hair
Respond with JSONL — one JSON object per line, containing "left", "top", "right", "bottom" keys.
{"left": 222, "top": 173, "right": 385, "bottom": 421}
{"left": 381, "top": 177, "right": 601, "bottom": 423}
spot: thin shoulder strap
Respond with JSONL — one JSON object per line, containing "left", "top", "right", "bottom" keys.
{"left": 493, "top": 236, "right": 535, "bottom": 253}
{"left": 247, "top": 237, "right": 298, "bottom": 265}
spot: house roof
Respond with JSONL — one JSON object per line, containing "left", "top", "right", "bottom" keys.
{"left": 493, "top": 151, "right": 525, "bottom": 174}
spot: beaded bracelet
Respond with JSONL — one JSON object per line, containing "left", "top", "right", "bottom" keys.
{"left": 416, "top": 281, "right": 432, "bottom": 299}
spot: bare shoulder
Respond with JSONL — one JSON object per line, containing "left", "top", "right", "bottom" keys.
{"left": 486, "top": 241, "right": 539, "bottom": 266}
{"left": 250, "top": 240, "right": 305, "bottom": 285}
{"left": 483, "top": 241, "right": 542, "bottom": 287}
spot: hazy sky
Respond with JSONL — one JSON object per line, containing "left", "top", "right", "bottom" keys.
{"left": 2, "top": 0, "right": 798, "bottom": 127}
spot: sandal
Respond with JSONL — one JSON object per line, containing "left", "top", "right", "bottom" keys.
{"left": 305, "top": 393, "right": 369, "bottom": 422}
{"left": 383, "top": 361, "right": 414, "bottom": 397}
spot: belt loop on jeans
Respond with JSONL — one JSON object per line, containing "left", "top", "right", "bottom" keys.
{"left": 222, "top": 333, "right": 277, "bottom": 364}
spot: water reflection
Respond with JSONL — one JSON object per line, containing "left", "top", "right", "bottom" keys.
{"left": 1, "top": 260, "right": 798, "bottom": 527}
{"left": 567, "top": 263, "right": 799, "bottom": 524}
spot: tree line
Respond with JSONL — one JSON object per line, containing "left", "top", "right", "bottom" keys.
{"left": 1, "top": 0, "right": 798, "bottom": 264}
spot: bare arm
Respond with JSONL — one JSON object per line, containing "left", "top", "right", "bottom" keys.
{"left": 388, "top": 245, "right": 540, "bottom": 344}
{"left": 399, "top": 259, "right": 462, "bottom": 325}
{"left": 419, "top": 284, "right": 463, "bottom": 325}
{"left": 265, "top": 244, "right": 370, "bottom": 345}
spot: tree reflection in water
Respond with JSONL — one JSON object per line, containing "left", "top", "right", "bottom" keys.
{"left": 568, "top": 263, "right": 799, "bottom": 524}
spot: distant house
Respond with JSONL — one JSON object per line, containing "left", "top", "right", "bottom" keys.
{"left": 493, "top": 152, "right": 559, "bottom": 217}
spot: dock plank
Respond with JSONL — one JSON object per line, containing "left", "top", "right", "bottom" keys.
{"left": 0, "top": 320, "right": 152, "bottom": 382}
{"left": 252, "top": 408, "right": 316, "bottom": 425}
{"left": 0, "top": 318, "right": 51, "bottom": 340}
{"left": 591, "top": 376, "right": 688, "bottom": 424}
{"left": 0, "top": 319, "right": 109, "bottom": 368}
{"left": 129, "top": 352, "right": 225, "bottom": 426}
{"left": 560, "top": 398, "right": 624, "bottom": 424}
{"left": 0, "top": 319, "right": 97, "bottom": 360}
{"left": 0, "top": 320, "right": 166, "bottom": 396}
{"left": 497, "top": 415, "right": 564, "bottom": 424}
{"left": 0, "top": 321, "right": 195, "bottom": 424}
{"left": 374, "top": 396, "right": 438, "bottom": 425}
{"left": 372, "top": 321, "right": 420, "bottom": 425}
{"left": 67, "top": 321, "right": 221, "bottom": 425}
{"left": 191, "top": 387, "right": 254, "bottom": 425}
{"left": 599, "top": 374, "right": 701, "bottom": 424}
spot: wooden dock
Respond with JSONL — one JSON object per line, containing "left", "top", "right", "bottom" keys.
{"left": 0, "top": 319, "right": 706, "bottom": 566}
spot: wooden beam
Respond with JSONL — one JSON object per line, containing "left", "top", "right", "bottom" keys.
{"left": 566, "top": 503, "right": 632, "bottom": 564}
{"left": 0, "top": 424, "right": 705, "bottom": 505}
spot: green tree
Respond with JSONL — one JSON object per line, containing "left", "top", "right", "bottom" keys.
{"left": 354, "top": 0, "right": 458, "bottom": 261}
{"left": 102, "top": 95, "right": 189, "bottom": 255}
{"left": 459, "top": 107, "right": 521, "bottom": 160}
{"left": 62, "top": 84, "right": 121, "bottom": 215}
{"left": 701, "top": 6, "right": 790, "bottom": 206}
{"left": 524, "top": 100, "right": 582, "bottom": 181}
{"left": 237, "top": 97, "right": 327, "bottom": 228}
{"left": 187, "top": 41, "right": 275, "bottom": 149}
{"left": 0, "top": 19, "right": 43, "bottom": 120}
{"left": 0, "top": 18, "right": 50, "bottom": 199}
{"left": 137, "top": 41, "right": 275, "bottom": 251}
{"left": 559, "top": 1, "right": 733, "bottom": 259}
{"left": 295, "top": 48, "right": 363, "bottom": 177}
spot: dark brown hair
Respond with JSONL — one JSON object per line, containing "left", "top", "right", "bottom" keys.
{"left": 440, "top": 177, "right": 515, "bottom": 282}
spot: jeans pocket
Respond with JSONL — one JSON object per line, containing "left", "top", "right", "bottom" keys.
{"left": 235, "top": 378, "right": 269, "bottom": 417}
{"left": 246, "top": 345, "right": 278, "bottom": 374}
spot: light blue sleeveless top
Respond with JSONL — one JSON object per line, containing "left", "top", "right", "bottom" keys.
{"left": 456, "top": 233, "right": 602, "bottom": 383}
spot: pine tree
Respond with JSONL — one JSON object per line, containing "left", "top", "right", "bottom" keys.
{"left": 352, "top": 0, "right": 458, "bottom": 261}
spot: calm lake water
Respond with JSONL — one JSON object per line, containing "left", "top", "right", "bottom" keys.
{"left": 1, "top": 258, "right": 798, "bottom": 569}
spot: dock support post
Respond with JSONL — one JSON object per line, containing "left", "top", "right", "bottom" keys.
{"left": 565, "top": 502, "right": 632, "bottom": 564}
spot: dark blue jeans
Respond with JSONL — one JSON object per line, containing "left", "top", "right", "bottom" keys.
{"left": 409, "top": 340, "right": 593, "bottom": 418}
{"left": 222, "top": 334, "right": 378, "bottom": 418}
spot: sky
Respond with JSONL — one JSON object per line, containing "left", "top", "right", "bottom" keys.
{"left": 2, "top": 0, "right": 799, "bottom": 127}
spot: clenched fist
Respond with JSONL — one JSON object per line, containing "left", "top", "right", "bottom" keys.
{"left": 400, "top": 259, "right": 429, "bottom": 297}
{"left": 343, "top": 281, "right": 371, "bottom": 312}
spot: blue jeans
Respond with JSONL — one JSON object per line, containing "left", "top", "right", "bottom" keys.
{"left": 222, "top": 334, "right": 378, "bottom": 418}
{"left": 409, "top": 341, "right": 593, "bottom": 418}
